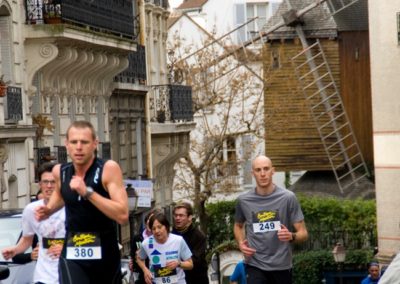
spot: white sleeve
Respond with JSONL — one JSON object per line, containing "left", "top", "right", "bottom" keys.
{"left": 21, "top": 204, "right": 35, "bottom": 237}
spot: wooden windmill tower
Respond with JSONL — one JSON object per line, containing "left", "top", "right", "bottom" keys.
{"left": 257, "top": 0, "right": 371, "bottom": 194}
{"left": 170, "top": 0, "right": 372, "bottom": 195}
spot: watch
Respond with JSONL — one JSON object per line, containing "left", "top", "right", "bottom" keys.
{"left": 84, "top": 186, "right": 95, "bottom": 200}
{"left": 291, "top": 232, "right": 297, "bottom": 242}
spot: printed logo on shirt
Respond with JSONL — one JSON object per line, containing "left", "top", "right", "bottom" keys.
{"left": 94, "top": 167, "right": 100, "bottom": 184}
{"left": 165, "top": 250, "right": 178, "bottom": 261}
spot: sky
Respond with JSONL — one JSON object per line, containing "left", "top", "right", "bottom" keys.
{"left": 169, "top": 0, "right": 183, "bottom": 9}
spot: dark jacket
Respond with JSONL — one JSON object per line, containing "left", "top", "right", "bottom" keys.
{"left": 172, "top": 224, "right": 209, "bottom": 284}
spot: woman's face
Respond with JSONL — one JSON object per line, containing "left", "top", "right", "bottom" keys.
{"left": 152, "top": 219, "right": 168, "bottom": 244}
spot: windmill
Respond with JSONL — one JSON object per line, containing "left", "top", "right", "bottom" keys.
{"left": 257, "top": 0, "right": 370, "bottom": 193}
{"left": 170, "top": 0, "right": 370, "bottom": 193}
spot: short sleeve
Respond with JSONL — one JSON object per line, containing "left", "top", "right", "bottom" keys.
{"left": 138, "top": 240, "right": 148, "bottom": 260}
{"left": 234, "top": 199, "right": 245, "bottom": 223}
{"left": 179, "top": 238, "right": 192, "bottom": 261}
{"left": 21, "top": 204, "right": 35, "bottom": 237}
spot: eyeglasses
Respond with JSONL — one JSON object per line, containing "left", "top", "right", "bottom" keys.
{"left": 174, "top": 214, "right": 188, "bottom": 218}
{"left": 40, "top": 180, "right": 56, "bottom": 185}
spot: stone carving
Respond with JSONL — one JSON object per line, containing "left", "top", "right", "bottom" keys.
{"left": 0, "top": 144, "right": 9, "bottom": 200}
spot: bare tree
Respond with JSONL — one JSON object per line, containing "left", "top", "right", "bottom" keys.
{"left": 169, "top": 30, "right": 265, "bottom": 233}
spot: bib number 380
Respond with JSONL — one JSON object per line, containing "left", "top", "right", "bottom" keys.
{"left": 66, "top": 247, "right": 101, "bottom": 260}
{"left": 253, "top": 221, "right": 281, "bottom": 233}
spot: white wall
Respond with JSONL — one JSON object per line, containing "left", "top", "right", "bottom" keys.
{"left": 368, "top": 0, "right": 400, "bottom": 260}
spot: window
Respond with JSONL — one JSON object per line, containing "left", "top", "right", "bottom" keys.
{"left": 215, "top": 136, "right": 238, "bottom": 177}
{"left": 246, "top": 3, "right": 268, "bottom": 40}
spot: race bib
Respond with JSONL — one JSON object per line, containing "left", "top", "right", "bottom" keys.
{"left": 42, "top": 237, "right": 65, "bottom": 249}
{"left": 154, "top": 267, "right": 178, "bottom": 284}
{"left": 253, "top": 221, "right": 281, "bottom": 233}
{"left": 66, "top": 232, "right": 102, "bottom": 260}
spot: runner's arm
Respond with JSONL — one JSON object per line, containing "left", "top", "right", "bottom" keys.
{"left": 85, "top": 160, "right": 129, "bottom": 224}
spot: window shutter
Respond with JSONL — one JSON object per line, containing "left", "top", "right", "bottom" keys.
{"left": 0, "top": 16, "right": 13, "bottom": 81}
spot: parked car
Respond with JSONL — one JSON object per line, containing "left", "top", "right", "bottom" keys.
{"left": 0, "top": 209, "right": 131, "bottom": 283}
{"left": 0, "top": 209, "right": 35, "bottom": 284}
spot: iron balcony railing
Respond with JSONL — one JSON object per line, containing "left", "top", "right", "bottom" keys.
{"left": 4, "top": 86, "right": 23, "bottom": 123}
{"left": 150, "top": 84, "right": 193, "bottom": 123}
{"left": 144, "top": 0, "right": 169, "bottom": 9}
{"left": 25, "top": 0, "right": 137, "bottom": 40}
{"left": 114, "top": 45, "right": 146, "bottom": 84}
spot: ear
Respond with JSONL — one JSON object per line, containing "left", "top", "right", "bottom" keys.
{"left": 188, "top": 215, "right": 193, "bottom": 222}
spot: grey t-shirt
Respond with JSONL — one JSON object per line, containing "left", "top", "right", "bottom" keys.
{"left": 235, "top": 186, "right": 304, "bottom": 270}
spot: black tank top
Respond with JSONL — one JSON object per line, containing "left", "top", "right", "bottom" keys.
{"left": 60, "top": 157, "right": 116, "bottom": 233}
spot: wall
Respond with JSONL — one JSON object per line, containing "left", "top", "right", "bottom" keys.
{"left": 368, "top": 0, "right": 400, "bottom": 263}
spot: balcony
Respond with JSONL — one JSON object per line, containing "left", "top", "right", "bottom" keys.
{"left": 114, "top": 45, "right": 147, "bottom": 85}
{"left": 144, "top": 0, "right": 169, "bottom": 9}
{"left": 25, "top": 0, "right": 137, "bottom": 40}
{"left": 150, "top": 84, "right": 194, "bottom": 124}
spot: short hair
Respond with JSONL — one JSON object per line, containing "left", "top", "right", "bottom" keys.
{"left": 144, "top": 208, "right": 162, "bottom": 223}
{"left": 368, "top": 262, "right": 379, "bottom": 268}
{"left": 66, "top": 120, "right": 97, "bottom": 140}
{"left": 37, "top": 162, "right": 56, "bottom": 182}
{"left": 173, "top": 201, "right": 193, "bottom": 216}
{"left": 35, "top": 190, "right": 43, "bottom": 199}
{"left": 149, "top": 213, "right": 170, "bottom": 233}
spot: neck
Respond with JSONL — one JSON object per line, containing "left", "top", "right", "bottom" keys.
{"left": 256, "top": 184, "right": 275, "bottom": 196}
{"left": 175, "top": 222, "right": 192, "bottom": 233}
{"left": 74, "top": 157, "right": 95, "bottom": 177}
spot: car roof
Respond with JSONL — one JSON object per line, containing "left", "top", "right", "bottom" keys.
{"left": 0, "top": 209, "right": 23, "bottom": 218}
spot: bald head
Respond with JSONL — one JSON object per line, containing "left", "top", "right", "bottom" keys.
{"left": 252, "top": 155, "right": 275, "bottom": 194}
{"left": 252, "top": 155, "right": 272, "bottom": 170}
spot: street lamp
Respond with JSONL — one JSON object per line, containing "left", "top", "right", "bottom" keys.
{"left": 332, "top": 243, "right": 346, "bottom": 284}
{"left": 126, "top": 184, "right": 137, "bottom": 211}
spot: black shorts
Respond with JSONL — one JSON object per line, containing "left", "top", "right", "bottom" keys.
{"left": 59, "top": 233, "right": 121, "bottom": 284}
{"left": 246, "top": 265, "right": 292, "bottom": 284}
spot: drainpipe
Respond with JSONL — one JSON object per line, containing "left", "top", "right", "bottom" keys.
{"left": 139, "top": 0, "right": 153, "bottom": 179}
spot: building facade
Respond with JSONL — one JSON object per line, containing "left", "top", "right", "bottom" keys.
{"left": 368, "top": 0, "right": 400, "bottom": 265}
{"left": 0, "top": 0, "right": 194, "bottom": 252}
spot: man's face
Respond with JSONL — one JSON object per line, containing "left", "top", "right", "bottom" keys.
{"left": 65, "top": 126, "right": 98, "bottom": 166}
{"left": 369, "top": 265, "right": 380, "bottom": 280}
{"left": 39, "top": 172, "right": 56, "bottom": 201}
{"left": 173, "top": 208, "right": 192, "bottom": 230}
{"left": 252, "top": 157, "right": 274, "bottom": 189}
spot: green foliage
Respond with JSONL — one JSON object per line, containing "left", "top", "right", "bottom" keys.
{"left": 206, "top": 200, "right": 237, "bottom": 250}
{"left": 293, "top": 249, "right": 374, "bottom": 284}
{"left": 297, "top": 195, "right": 377, "bottom": 249}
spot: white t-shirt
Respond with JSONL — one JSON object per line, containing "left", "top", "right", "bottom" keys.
{"left": 139, "top": 233, "right": 192, "bottom": 284}
{"left": 22, "top": 199, "right": 66, "bottom": 284}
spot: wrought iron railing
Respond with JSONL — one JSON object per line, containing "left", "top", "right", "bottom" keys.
{"left": 25, "top": 0, "right": 137, "bottom": 40}
{"left": 114, "top": 45, "right": 146, "bottom": 84}
{"left": 100, "top": 142, "right": 111, "bottom": 161}
{"left": 4, "top": 86, "right": 23, "bottom": 123}
{"left": 144, "top": 0, "right": 169, "bottom": 9}
{"left": 150, "top": 85, "right": 193, "bottom": 123}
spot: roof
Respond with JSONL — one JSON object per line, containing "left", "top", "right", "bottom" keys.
{"left": 176, "top": 0, "right": 208, "bottom": 10}
{"left": 262, "top": 0, "right": 368, "bottom": 40}
{"left": 290, "top": 171, "right": 375, "bottom": 199}
{"left": 167, "top": 11, "right": 183, "bottom": 29}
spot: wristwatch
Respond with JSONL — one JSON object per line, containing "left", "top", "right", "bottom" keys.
{"left": 84, "top": 186, "right": 95, "bottom": 200}
{"left": 291, "top": 232, "right": 297, "bottom": 242}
